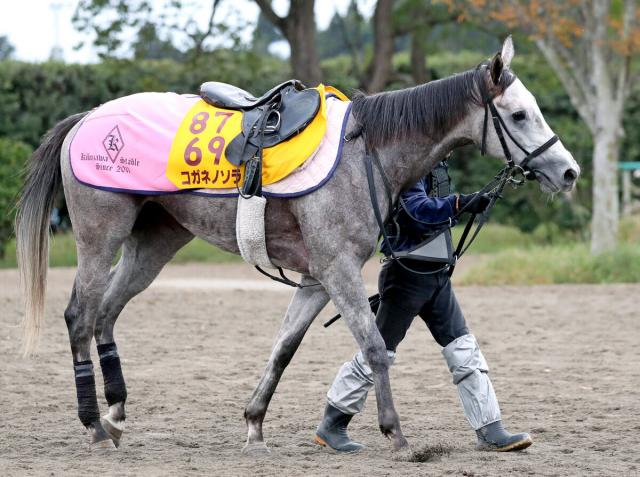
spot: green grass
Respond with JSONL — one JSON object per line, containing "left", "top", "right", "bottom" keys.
{"left": 0, "top": 234, "right": 240, "bottom": 269}
{"left": 460, "top": 216, "right": 640, "bottom": 285}
{"left": 172, "top": 238, "right": 240, "bottom": 264}
{"left": 460, "top": 243, "right": 640, "bottom": 285}
{"left": 451, "top": 223, "right": 537, "bottom": 254}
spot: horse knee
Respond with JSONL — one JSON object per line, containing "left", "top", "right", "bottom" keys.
{"left": 362, "top": 343, "right": 391, "bottom": 374}
{"left": 270, "top": 334, "right": 301, "bottom": 371}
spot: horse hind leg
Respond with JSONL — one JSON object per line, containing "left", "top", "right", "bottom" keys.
{"left": 62, "top": 188, "right": 141, "bottom": 448}
{"left": 65, "top": 234, "right": 131, "bottom": 448}
{"left": 243, "top": 276, "right": 330, "bottom": 455}
{"left": 93, "top": 203, "right": 194, "bottom": 447}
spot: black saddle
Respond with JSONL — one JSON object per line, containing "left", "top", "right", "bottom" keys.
{"left": 200, "top": 79, "right": 303, "bottom": 110}
{"left": 199, "top": 80, "right": 321, "bottom": 197}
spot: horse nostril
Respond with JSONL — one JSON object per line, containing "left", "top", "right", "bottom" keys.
{"left": 564, "top": 168, "right": 578, "bottom": 183}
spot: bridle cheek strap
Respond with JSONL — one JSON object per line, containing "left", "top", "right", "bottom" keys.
{"left": 482, "top": 100, "right": 559, "bottom": 181}
{"left": 481, "top": 102, "right": 489, "bottom": 156}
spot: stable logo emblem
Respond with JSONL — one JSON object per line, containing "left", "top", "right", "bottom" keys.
{"left": 103, "top": 125, "right": 125, "bottom": 163}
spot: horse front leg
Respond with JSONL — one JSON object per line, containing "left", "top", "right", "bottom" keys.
{"left": 243, "top": 276, "right": 330, "bottom": 455}
{"left": 315, "top": 258, "right": 409, "bottom": 452}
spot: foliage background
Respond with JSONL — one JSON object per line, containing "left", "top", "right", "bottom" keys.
{"left": 0, "top": 138, "right": 31, "bottom": 258}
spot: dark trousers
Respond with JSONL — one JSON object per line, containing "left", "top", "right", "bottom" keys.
{"left": 376, "top": 260, "right": 469, "bottom": 351}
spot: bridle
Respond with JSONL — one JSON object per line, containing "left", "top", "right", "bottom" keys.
{"left": 478, "top": 68, "right": 559, "bottom": 181}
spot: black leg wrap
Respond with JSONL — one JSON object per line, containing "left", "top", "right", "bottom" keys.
{"left": 98, "top": 343, "right": 127, "bottom": 406}
{"left": 74, "top": 360, "right": 100, "bottom": 427}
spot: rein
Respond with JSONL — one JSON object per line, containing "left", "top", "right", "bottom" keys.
{"left": 365, "top": 141, "right": 522, "bottom": 272}
{"left": 364, "top": 150, "right": 450, "bottom": 276}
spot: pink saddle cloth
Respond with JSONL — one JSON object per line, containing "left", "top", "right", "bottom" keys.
{"left": 68, "top": 92, "right": 351, "bottom": 198}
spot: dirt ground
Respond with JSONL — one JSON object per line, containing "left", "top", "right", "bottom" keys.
{"left": 1, "top": 261, "right": 639, "bottom": 477}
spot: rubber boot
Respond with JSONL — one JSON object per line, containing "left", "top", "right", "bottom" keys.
{"left": 476, "top": 420, "right": 532, "bottom": 452}
{"left": 314, "top": 404, "right": 365, "bottom": 453}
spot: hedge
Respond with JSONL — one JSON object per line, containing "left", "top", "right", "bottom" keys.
{"left": 0, "top": 138, "right": 31, "bottom": 257}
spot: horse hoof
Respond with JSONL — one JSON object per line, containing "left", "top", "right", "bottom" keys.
{"left": 89, "top": 420, "right": 116, "bottom": 449}
{"left": 91, "top": 438, "right": 117, "bottom": 450}
{"left": 391, "top": 446, "right": 414, "bottom": 462}
{"left": 90, "top": 427, "right": 117, "bottom": 451}
{"left": 241, "top": 442, "right": 271, "bottom": 456}
{"left": 392, "top": 435, "right": 410, "bottom": 452}
{"left": 100, "top": 415, "right": 125, "bottom": 448}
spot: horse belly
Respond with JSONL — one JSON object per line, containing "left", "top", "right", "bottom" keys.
{"left": 154, "top": 195, "right": 311, "bottom": 274}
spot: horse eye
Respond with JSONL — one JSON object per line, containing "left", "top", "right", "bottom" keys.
{"left": 512, "top": 111, "right": 526, "bottom": 122}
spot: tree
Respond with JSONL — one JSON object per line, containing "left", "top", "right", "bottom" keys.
{"left": 362, "top": 0, "right": 459, "bottom": 92}
{"left": 252, "top": 11, "right": 284, "bottom": 56}
{"left": 0, "top": 35, "right": 15, "bottom": 60}
{"left": 317, "top": 1, "right": 369, "bottom": 63}
{"left": 394, "top": 0, "right": 458, "bottom": 85}
{"left": 73, "top": 0, "right": 225, "bottom": 61}
{"left": 445, "top": 0, "right": 639, "bottom": 254}
{"left": 132, "top": 22, "right": 184, "bottom": 61}
{"left": 364, "top": 0, "right": 395, "bottom": 92}
{"left": 254, "top": 0, "right": 322, "bottom": 85}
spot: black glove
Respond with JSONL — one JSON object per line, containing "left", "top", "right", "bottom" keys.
{"left": 458, "top": 192, "right": 491, "bottom": 214}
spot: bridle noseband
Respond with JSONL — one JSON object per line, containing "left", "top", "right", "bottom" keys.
{"left": 479, "top": 72, "right": 559, "bottom": 181}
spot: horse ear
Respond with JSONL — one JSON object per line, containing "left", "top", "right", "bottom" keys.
{"left": 501, "top": 35, "right": 515, "bottom": 68}
{"left": 489, "top": 52, "right": 504, "bottom": 85}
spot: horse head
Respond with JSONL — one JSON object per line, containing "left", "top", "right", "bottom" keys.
{"left": 472, "top": 36, "right": 580, "bottom": 193}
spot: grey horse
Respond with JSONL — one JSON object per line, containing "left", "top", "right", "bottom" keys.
{"left": 16, "top": 37, "right": 579, "bottom": 454}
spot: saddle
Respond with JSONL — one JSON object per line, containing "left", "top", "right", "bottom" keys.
{"left": 200, "top": 80, "right": 321, "bottom": 196}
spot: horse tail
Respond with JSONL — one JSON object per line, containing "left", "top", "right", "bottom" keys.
{"left": 16, "top": 112, "right": 87, "bottom": 356}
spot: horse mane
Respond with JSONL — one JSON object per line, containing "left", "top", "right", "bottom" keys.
{"left": 352, "top": 64, "right": 516, "bottom": 148}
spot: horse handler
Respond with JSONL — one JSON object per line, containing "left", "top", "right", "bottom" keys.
{"left": 314, "top": 160, "right": 532, "bottom": 453}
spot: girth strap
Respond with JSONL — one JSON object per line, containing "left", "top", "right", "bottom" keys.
{"left": 254, "top": 265, "right": 319, "bottom": 288}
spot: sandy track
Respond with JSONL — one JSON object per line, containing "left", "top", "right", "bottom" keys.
{"left": 1, "top": 262, "right": 639, "bottom": 476}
